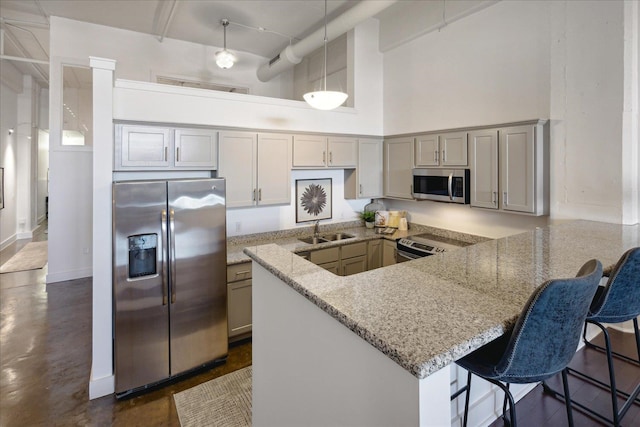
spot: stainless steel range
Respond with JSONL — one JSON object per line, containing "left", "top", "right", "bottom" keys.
{"left": 396, "top": 233, "right": 464, "bottom": 262}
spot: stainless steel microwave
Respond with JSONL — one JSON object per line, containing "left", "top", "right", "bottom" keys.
{"left": 412, "top": 168, "right": 470, "bottom": 204}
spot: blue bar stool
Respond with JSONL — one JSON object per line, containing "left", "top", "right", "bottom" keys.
{"left": 456, "top": 259, "right": 603, "bottom": 427}
{"left": 543, "top": 247, "right": 640, "bottom": 426}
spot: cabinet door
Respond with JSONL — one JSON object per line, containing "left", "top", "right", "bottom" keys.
{"left": 382, "top": 240, "right": 397, "bottom": 267}
{"left": 358, "top": 138, "right": 383, "bottom": 198}
{"left": 342, "top": 255, "right": 367, "bottom": 276}
{"left": 440, "top": 131, "right": 468, "bottom": 166}
{"left": 500, "top": 126, "right": 535, "bottom": 213}
{"left": 174, "top": 129, "right": 218, "bottom": 169}
{"left": 469, "top": 130, "right": 499, "bottom": 209}
{"left": 120, "top": 125, "right": 171, "bottom": 168}
{"left": 309, "top": 247, "right": 340, "bottom": 264}
{"left": 292, "top": 135, "right": 326, "bottom": 167}
{"left": 384, "top": 138, "right": 414, "bottom": 199}
{"left": 415, "top": 134, "right": 439, "bottom": 166}
{"left": 317, "top": 261, "right": 340, "bottom": 275}
{"left": 327, "top": 137, "right": 357, "bottom": 168}
{"left": 218, "top": 131, "right": 257, "bottom": 208}
{"left": 227, "top": 279, "right": 252, "bottom": 338}
{"left": 257, "top": 134, "right": 292, "bottom": 206}
{"left": 367, "top": 240, "right": 382, "bottom": 270}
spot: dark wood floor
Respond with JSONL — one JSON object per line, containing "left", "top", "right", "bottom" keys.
{"left": 0, "top": 223, "right": 638, "bottom": 426}
{"left": 485, "top": 327, "right": 640, "bottom": 427}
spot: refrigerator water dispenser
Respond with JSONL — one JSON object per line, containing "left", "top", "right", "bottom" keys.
{"left": 128, "top": 234, "right": 157, "bottom": 278}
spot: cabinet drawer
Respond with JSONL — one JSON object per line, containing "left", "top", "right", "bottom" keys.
{"left": 227, "top": 262, "right": 252, "bottom": 283}
{"left": 309, "top": 247, "right": 340, "bottom": 264}
{"left": 341, "top": 241, "right": 367, "bottom": 259}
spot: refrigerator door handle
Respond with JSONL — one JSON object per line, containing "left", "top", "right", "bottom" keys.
{"left": 161, "top": 209, "right": 168, "bottom": 305}
{"left": 169, "top": 209, "right": 177, "bottom": 304}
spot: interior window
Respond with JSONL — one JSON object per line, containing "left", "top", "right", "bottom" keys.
{"left": 62, "top": 65, "right": 93, "bottom": 146}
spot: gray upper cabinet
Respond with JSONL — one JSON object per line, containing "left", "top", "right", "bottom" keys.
{"left": 415, "top": 131, "right": 467, "bottom": 167}
{"left": 500, "top": 124, "right": 547, "bottom": 215}
{"left": 292, "top": 135, "right": 357, "bottom": 168}
{"left": 327, "top": 137, "right": 357, "bottom": 167}
{"left": 440, "top": 131, "right": 468, "bottom": 166}
{"left": 174, "top": 128, "right": 218, "bottom": 169}
{"left": 384, "top": 137, "right": 414, "bottom": 199}
{"left": 469, "top": 129, "right": 499, "bottom": 209}
{"left": 470, "top": 121, "right": 548, "bottom": 215}
{"left": 115, "top": 124, "right": 217, "bottom": 170}
{"left": 414, "top": 134, "right": 439, "bottom": 167}
{"left": 219, "top": 131, "right": 291, "bottom": 208}
{"left": 357, "top": 138, "right": 383, "bottom": 198}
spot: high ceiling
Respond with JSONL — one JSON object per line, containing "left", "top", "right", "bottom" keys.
{"left": 0, "top": 0, "right": 361, "bottom": 87}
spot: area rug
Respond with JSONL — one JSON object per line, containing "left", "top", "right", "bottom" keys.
{"left": 174, "top": 366, "right": 252, "bottom": 427}
{"left": 0, "top": 241, "right": 48, "bottom": 274}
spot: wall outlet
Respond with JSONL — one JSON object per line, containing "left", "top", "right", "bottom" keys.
{"left": 235, "top": 222, "right": 242, "bottom": 232}
{"left": 83, "top": 247, "right": 90, "bottom": 255}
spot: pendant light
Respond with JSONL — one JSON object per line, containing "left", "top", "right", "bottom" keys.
{"left": 303, "top": 0, "right": 348, "bottom": 110}
{"left": 215, "top": 19, "right": 237, "bottom": 69}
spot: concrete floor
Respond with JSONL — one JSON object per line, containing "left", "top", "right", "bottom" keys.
{"left": 0, "top": 223, "right": 252, "bottom": 426}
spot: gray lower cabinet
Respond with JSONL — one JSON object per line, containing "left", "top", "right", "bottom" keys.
{"left": 382, "top": 240, "right": 397, "bottom": 266}
{"left": 367, "top": 240, "right": 382, "bottom": 270}
{"left": 227, "top": 262, "right": 252, "bottom": 340}
{"left": 340, "top": 242, "right": 367, "bottom": 276}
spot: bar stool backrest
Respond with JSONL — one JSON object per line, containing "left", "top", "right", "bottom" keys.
{"left": 495, "top": 259, "right": 603, "bottom": 383}
{"left": 588, "top": 247, "right": 640, "bottom": 323}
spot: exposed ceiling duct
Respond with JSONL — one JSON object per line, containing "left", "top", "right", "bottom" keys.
{"left": 256, "top": 0, "right": 397, "bottom": 82}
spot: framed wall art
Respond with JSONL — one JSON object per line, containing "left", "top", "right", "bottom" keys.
{"left": 295, "top": 178, "right": 332, "bottom": 223}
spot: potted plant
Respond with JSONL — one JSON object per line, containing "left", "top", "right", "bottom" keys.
{"left": 359, "top": 210, "right": 376, "bottom": 228}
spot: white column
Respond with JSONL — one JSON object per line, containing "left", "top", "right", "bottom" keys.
{"left": 622, "top": 0, "right": 639, "bottom": 225}
{"left": 16, "top": 75, "right": 34, "bottom": 239}
{"left": 89, "top": 56, "right": 116, "bottom": 399}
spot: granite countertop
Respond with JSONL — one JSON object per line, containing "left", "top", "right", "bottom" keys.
{"left": 243, "top": 220, "right": 640, "bottom": 380}
{"left": 226, "top": 221, "right": 485, "bottom": 265}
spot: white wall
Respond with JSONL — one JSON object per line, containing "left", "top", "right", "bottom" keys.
{"left": 549, "top": 0, "right": 626, "bottom": 223}
{"left": 51, "top": 16, "right": 292, "bottom": 99}
{"left": 381, "top": 0, "right": 637, "bottom": 236}
{"left": 228, "top": 169, "right": 367, "bottom": 237}
{"left": 0, "top": 81, "right": 19, "bottom": 249}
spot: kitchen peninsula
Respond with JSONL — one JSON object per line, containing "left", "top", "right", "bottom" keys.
{"left": 245, "top": 220, "right": 640, "bottom": 426}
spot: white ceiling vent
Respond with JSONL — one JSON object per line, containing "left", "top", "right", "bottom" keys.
{"left": 156, "top": 76, "right": 249, "bottom": 94}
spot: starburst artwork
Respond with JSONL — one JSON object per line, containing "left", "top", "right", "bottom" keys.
{"left": 296, "top": 178, "right": 332, "bottom": 222}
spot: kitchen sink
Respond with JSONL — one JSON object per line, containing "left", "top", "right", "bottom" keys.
{"left": 298, "top": 236, "right": 326, "bottom": 244}
{"left": 320, "top": 233, "right": 355, "bottom": 241}
{"left": 298, "top": 233, "right": 355, "bottom": 244}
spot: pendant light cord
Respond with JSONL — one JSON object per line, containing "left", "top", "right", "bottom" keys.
{"left": 323, "top": 0, "right": 328, "bottom": 92}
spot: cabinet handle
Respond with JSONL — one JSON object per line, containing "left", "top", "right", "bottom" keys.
{"left": 359, "top": 184, "right": 363, "bottom": 195}
{"left": 492, "top": 191, "right": 497, "bottom": 205}
{"left": 253, "top": 189, "right": 256, "bottom": 201}
{"left": 164, "top": 146, "right": 168, "bottom": 161}
{"left": 434, "top": 150, "right": 438, "bottom": 163}
{"left": 329, "top": 151, "right": 333, "bottom": 164}
{"left": 323, "top": 151, "right": 326, "bottom": 165}
{"left": 258, "top": 188, "right": 262, "bottom": 201}
{"left": 503, "top": 192, "right": 508, "bottom": 206}
{"left": 176, "top": 147, "right": 180, "bottom": 162}
{"left": 235, "top": 270, "right": 250, "bottom": 277}
{"left": 442, "top": 150, "right": 446, "bottom": 163}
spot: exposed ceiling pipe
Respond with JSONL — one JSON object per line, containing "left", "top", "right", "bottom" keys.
{"left": 257, "top": 0, "right": 397, "bottom": 82}
{"left": 158, "top": 0, "right": 180, "bottom": 43}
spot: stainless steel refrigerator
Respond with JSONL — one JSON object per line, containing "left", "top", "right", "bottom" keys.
{"left": 112, "top": 178, "right": 227, "bottom": 396}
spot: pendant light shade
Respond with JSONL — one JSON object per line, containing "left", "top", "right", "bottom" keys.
{"left": 216, "top": 19, "right": 237, "bottom": 69}
{"left": 303, "top": 0, "right": 348, "bottom": 110}
{"left": 303, "top": 90, "right": 349, "bottom": 110}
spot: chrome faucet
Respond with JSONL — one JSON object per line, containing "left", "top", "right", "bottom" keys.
{"left": 313, "top": 220, "right": 320, "bottom": 238}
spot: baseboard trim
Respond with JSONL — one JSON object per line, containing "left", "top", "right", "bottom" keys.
{"left": 46, "top": 267, "right": 92, "bottom": 284}
{"left": 0, "top": 234, "right": 17, "bottom": 251}
{"left": 89, "top": 371, "right": 114, "bottom": 400}
{"left": 17, "top": 231, "right": 33, "bottom": 240}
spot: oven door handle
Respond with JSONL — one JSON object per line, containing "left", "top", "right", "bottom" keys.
{"left": 448, "top": 173, "right": 454, "bottom": 201}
